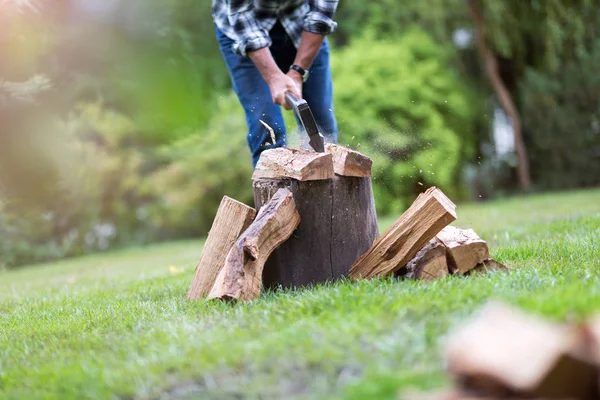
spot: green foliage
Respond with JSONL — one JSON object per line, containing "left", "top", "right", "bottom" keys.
{"left": 335, "top": 0, "right": 468, "bottom": 46}
{"left": 520, "top": 42, "right": 600, "bottom": 189}
{"left": 3, "top": 0, "right": 599, "bottom": 268}
{"left": 0, "top": 102, "right": 148, "bottom": 268}
{"left": 111, "top": 0, "right": 230, "bottom": 143}
{"left": 482, "top": 0, "right": 599, "bottom": 73}
{"left": 144, "top": 94, "right": 253, "bottom": 237}
{"left": 0, "top": 95, "right": 253, "bottom": 269}
{"left": 332, "top": 31, "right": 474, "bottom": 213}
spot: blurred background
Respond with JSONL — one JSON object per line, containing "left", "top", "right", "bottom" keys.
{"left": 1, "top": 0, "right": 598, "bottom": 269}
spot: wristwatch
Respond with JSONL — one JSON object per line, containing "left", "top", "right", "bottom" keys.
{"left": 289, "top": 65, "right": 309, "bottom": 82}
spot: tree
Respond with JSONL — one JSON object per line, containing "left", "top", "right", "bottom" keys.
{"left": 467, "top": 0, "right": 531, "bottom": 189}
{"left": 331, "top": 31, "right": 474, "bottom": 214}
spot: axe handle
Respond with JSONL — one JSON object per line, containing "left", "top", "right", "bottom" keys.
{"left": 285, "top": 92, "right": 304, "bottom": 110}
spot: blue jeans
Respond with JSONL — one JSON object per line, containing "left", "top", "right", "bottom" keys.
{"left": 216, "top": 23, "right": 338, "bottom": 167}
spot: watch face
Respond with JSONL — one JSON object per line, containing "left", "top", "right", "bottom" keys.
{"left": 303, "top": 70, "right": 309, "bottom": 82}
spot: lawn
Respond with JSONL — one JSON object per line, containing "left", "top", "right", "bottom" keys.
{"left": 1, "top": 188, "right": 599, "bottom": 399}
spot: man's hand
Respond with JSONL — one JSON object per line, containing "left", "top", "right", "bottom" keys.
{"left": 286, "top": 69, "right": 303, "bottom": 93}
{"left": 267, "top": 71, "right": 302, "bottom": 110}
{"left": 248, "top": 48, "right": 301, "bottom": 110}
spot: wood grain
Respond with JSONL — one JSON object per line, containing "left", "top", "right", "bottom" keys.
{"left": 349, "top": 187, "right": 456, "bottom": 279}
{"left": 401, "top": 238, "right": 449, "bottom": 281}
{"left": 437, "top": 226, "right": 489, "bottom": 274}
{"left": 186, "top": 196, "right": 256, "bottom": 300}
{"left": 207, "top": 188, "right": 300, "bottom": 301}
{"left": 325, "top": 144, "right": 372, "bottom": 177}
{"left": 252, "top": 148, "right": 334, "bottom": 181}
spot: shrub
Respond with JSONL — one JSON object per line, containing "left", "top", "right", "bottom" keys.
{"left": 0, "top": 101, "right": 148, "bottom": 268}
{"left": 144, "top": 94, "right": 254, "bottom": 237}
{"left": 331, "top": 30, "right": 475, "bottom": 214}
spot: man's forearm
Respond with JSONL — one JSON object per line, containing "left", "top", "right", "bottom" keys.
{"left": 248, "top": 47, "right": 282, "bottom": 84}
{"left": 293, "top": 31, "right": 325, "bottom": 70}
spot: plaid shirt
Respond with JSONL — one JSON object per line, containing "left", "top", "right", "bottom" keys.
{"left": 213, "top": 0, "right": 339, "bottom": 56}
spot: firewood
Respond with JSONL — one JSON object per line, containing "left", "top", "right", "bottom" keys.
{"left": 400, "top": 238, "right": 449, "bottom": 281}
{"left": 252, "top": 148, "right": 333, "bottom": 181}
{"left": 348, "top": 187, "right": 456, "bottom": 279}
{"left": 436, "top": 226, "right": 489, "bottom": 274}
{"left": 445, "top": 302, "right": 599, "bottom": 399}
{"left": 325, "top": 143, "right": 372, "bottom": 177}
{"left": 467, "top": 259, "right": 509, "bottom": 275}
{"left": 186, "top": 196, "right": 256, "bottom": 300}
{"left": 207, "top": 188, "right": 300, "bottom": 301}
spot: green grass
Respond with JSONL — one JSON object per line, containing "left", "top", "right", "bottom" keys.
{"left": 1, "top": 188, "right": 599, "bottom": 399}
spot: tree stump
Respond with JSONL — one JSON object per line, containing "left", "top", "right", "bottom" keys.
{"left": 253, "top": 147, "right": 379, "bottom": 290}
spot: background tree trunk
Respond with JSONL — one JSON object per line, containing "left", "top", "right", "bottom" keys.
{"left": 468, "top": 0, "right": 532, "bottom": 190}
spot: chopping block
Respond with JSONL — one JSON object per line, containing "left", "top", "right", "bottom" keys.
{"left": 252, "top": 146, "right": 379, "bottom": 290}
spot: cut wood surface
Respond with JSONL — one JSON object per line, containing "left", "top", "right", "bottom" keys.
{"left": 445, "top": 302, "right": 598, "bottom": 399}
{"left": 349, "top": 187, "right": 456, "bottom": 279}
{"left": 186, "top": 196, "right": 256, "bottom": 300}
{"left": 325, "top": 144, "right": 372, "bottom": 177}
{"left": 207, "top": 188, "right": 300, "bottom": 301}
{"left": 254, "top": 175, "right": 379, "bottom": 289}
{"left": 401, "top": 238, "right": 449, "bottom": 281}
{"left": 252, "top": 148, "right": 333, "bottom": 181}
{"left": 467, "top": 259, "right": 508, "bottom": 275}
{"left": 437, "top": 226, "right": 489, "bottom": 274}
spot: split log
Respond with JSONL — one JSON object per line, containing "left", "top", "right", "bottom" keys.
{"left": 399, "top": 238, "right": 449, "bottom": 281}
{"left": 207, "top": 188, "right": 300, "bottom": 301}
{"left": 349, "top": 187, "right": 456, "bottom": 279}
{"left": 186, "top": 196, "right": 256, "bottom": 300}
{"left": 252, "top": 147, "right": 333, "bottom": 181}
{"left": 445, "top": 302, "right": 599, "bottom": 399}
{"left": 467, "top": 259, "right": 509, "bottom": 275}
{"left": 325, "top": 144, "right": 372, "bottom": 177}
{"left": 436, "top": 226, "right": 489, "bottom": 274}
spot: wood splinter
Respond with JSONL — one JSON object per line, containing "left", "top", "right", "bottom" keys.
{"left": 207, "top": 188, "right": 300, "bottom": 301}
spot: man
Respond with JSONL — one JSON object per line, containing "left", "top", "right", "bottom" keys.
{"left": 213, "top": 0, "right": 340, "bottom": 167}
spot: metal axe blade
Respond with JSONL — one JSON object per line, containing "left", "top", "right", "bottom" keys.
{"left": 285, "top": 92, "right": 325, "bottom": 153}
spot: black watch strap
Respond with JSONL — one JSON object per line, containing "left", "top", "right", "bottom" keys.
{"left": 289, "top": 65, "right": 308, "bottom": 82}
